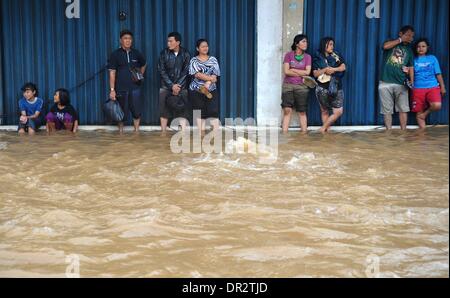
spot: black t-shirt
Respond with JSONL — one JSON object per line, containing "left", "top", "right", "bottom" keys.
{"left": 108, "top": 48, "right": 147, "bottom": 91}
{"left": 50, "top": 104, "right": 79, "bottom": 122}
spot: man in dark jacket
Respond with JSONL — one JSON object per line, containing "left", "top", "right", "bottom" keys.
{"left": 157, "top": 32, "right": 191, "bottom": 132}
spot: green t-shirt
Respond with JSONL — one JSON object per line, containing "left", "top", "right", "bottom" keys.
{"left": 381, "top": 43, "right": 414, "bottom": 85}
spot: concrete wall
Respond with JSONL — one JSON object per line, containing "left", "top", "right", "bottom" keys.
{"left": 256, "top": 0, "right": 305, "bottom": 126}
{"left": 282, "top": 0, "right": 305, "bottom": 54}
{"left": 256, "top": 0, "right": 283, "bottom": 125}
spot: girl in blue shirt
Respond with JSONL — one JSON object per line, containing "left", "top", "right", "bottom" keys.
{"left": 412, "top": 38, "right": 446, "bottom": 129}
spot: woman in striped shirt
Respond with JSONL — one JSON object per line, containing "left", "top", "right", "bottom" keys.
{"left": 189, "top": 39, "right": 221, "bottom": 131}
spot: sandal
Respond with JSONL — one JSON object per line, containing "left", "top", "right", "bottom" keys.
{"left": 302, "top": 76, "right": 318, "bottom": 89}
{"left": 199, "top": 86, "right": 213, "bottom": 99}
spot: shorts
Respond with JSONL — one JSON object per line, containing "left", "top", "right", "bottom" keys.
{"left": 315, "top": 86, "right": 344, "bottom": 112}
{"left": 159, "top": 88, "right": 190, "bottom": 119}
{"left": 281, "top": 83, "right": 310, "bottom": 112}
{"left": 189, "top": 89, "right": 220, "bottom": 120}
{"left": 18, "top": 117, "right": 43, "bottom": 132}
{"left": 117, "top": 88, "right": 142, "bottom": 122}
{"left": 378, "top": 81, "right": 410, "bottom": 114}
{"left": 411, "top": 87, "right": 442, "bottom": 113}
{"left": 45, "top": 112, "right": 75, "bottom": 130}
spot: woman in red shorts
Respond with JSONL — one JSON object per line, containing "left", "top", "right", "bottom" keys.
{"left": 412, "top": 38, "right": 446, "bottom": 129}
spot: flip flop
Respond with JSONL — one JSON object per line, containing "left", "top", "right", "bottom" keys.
{"left": 302, "top": 76, "right": 318, "bottom": 89}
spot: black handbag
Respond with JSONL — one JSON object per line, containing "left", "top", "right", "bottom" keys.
{"left": 129, "top": 66, "right": 144, "bottom": 84}
{"left": 103, "top": 98, "right": 124, "bottom": 122}
{"left": 166, "top": 95, "right": 186, "bottom": 112}
{"left": 325, "top": 53, "right": 341, "bottom": 98}
{"left": 328, "top": 76, "right": 339, "bottom": 98}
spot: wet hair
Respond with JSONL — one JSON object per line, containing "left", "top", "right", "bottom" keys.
{"left": 195, "top": 38, "right": 209, "bottom": 56}
{"left": 414, "top": 38, "right": 431, "bottom": 56}
{"left": 168, "top": 32, "right": 182, "bottom": 43}
{"left": 120, "top": 29, "right": 133, "bottom": 39}
{"left": 400, "top": 25, "right": 415, "bottom": 34}
{"left": 319, "top": 37, "right": 335, "bottom": 56}
{"left": 56, "top": 88, "right": 71, "bottom": 106}
{"left": 291, "top": 34, "right": 308, "bottom": 51}
{"left": 21, "top": 82, "right": 38, "bottom": 97}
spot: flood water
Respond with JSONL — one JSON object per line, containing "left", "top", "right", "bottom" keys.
{"left": 0, "top": 127, "right": 448, "bottom": 277}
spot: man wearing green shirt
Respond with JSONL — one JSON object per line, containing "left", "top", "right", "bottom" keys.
{"left": 378, "top": 25, "right": 415, "bottom": 130}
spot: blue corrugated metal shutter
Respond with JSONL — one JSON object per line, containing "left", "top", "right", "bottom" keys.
{"left": 0, "top": 0, "right": 256, "bottom": 125}
{"left": 0, "top": 3, "right": 4, "bottom": 124}
{"left": 305, "top": 0, "right": 449, "bottom": 125}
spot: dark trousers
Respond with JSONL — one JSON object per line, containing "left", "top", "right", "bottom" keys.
{"left": 117, "top": 88, "right": 142, "bottom": 123}
{"left": 159, "top": 88, "right": 191, "bottom": 121}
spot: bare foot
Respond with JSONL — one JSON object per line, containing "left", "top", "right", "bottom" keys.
{"left": 64, "top": 123, "right": 74, "bottom": 132}
{"left": 319, "top": 127, "right": 328, "bottom": 134}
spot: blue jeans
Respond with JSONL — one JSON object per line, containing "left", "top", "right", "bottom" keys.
{"left": 18, "top": 118, "right": 43, "bottom": 132}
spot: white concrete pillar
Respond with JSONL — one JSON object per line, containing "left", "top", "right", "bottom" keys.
{"left": 256, "top": 0, "right": 284, "bottom": 126}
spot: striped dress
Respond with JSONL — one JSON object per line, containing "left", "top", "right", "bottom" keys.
{"left": 189, "top": 56, "right": 221, "bottom": 92}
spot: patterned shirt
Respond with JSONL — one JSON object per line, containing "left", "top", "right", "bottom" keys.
{"left": 381, "top": 43, "right": 414, "bottom": 85}
{"left": 189, "top": 56, "right": 221, "bottom": 91}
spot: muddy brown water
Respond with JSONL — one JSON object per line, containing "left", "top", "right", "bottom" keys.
{"left": 0, "top": 127, "right": 448, "bottom": 277}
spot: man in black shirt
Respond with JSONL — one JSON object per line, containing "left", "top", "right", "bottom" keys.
{"left": 108, "top": 30, "right": 147, "bottom": 133}
{"left": 158, "top": 32, "right": 191, "bottom": 132}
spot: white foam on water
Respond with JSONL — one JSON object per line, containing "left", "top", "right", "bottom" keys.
{"left": 32, "top": 227, "right": 55, "bottom": 235}
{"left": 132, "top": 209, "right": 159, "bottom": 222}
{"left": 404, "top": 261, "right": 449, "bottom": 277}
{"left": 365, "top": 168, "right": 387, "bottom": 179}
{"left": 225, "top": 137, "right": 278, "bottom": 160}
{"left": 174, "top": 166, "right": 204, "bottom": 182}
{"left": 68, "top": 237, "right": 113, "bottom": 246}
{"left": 228, "top": 184, "right": 241, "bottom": 190}
{"left": 381, "top": 247, "right": 445, "bottom": 265}
{"left": 0, "top": 142, "right": 8, "bottom": 150}
{"left": 285, "top": 152, "right": 318, "bottom": 168}
{"left": 2, "top": 219, "right": 19, "bottom": 227}
{"left": 105, "top": 252, "right": 139, "bottom": 262}
{"left": 67, "top": 184, "right": 95, "bottom": 195}
{"left": 40, "top": 210, "right": 85, "bottom": 228}
{"left": 190, "top": 271, "right": 203, "bottom": 278}
{"left": 229, "top": 246, "right": 314, "bottom": 262}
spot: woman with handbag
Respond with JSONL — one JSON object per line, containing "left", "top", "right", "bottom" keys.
{"left": 107, "top": 30, "right": 147, "bottom": 133}
{"left": 189, "top": 39, "right": 221, "bottom": 132}
{"left": 313, "top": 37, "right": 346, "bottom": 133}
